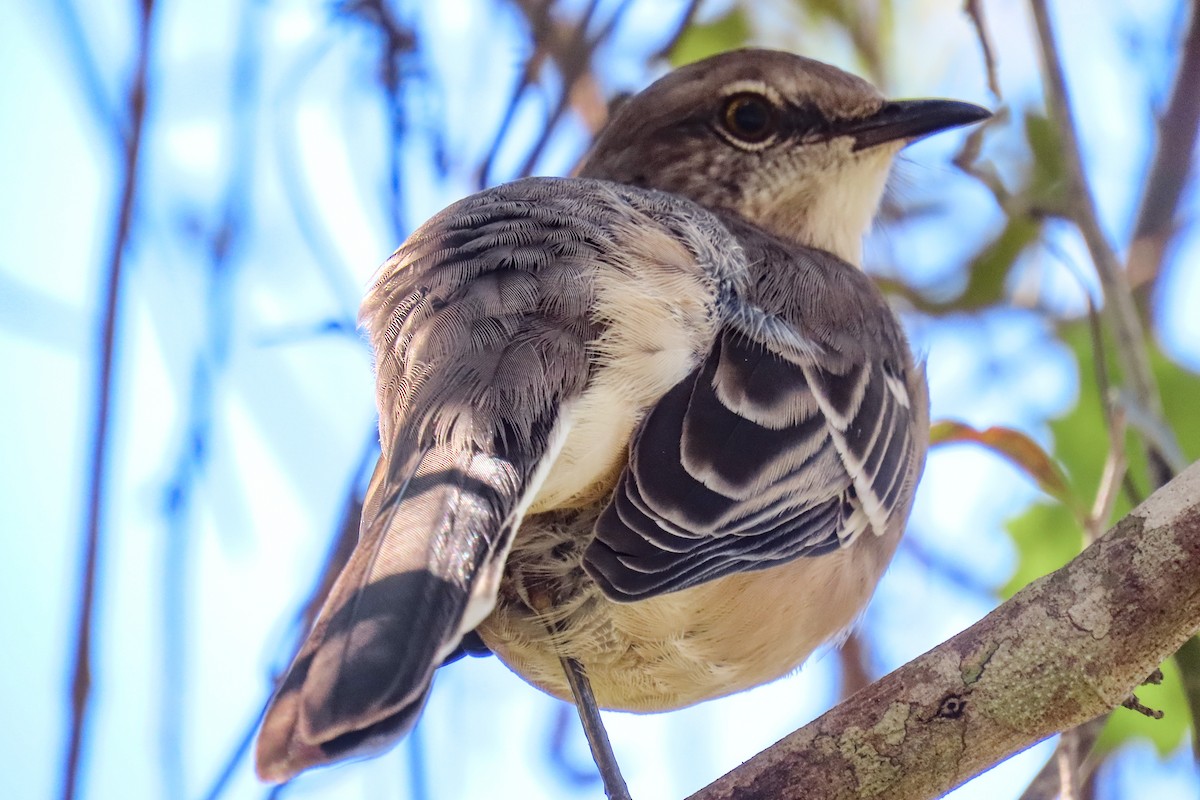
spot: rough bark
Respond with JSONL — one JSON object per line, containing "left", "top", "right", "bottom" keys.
{"left": 689, "top": 459, "right": 1200, "bottom": 800}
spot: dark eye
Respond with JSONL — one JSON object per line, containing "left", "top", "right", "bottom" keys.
{"left": 720, "top": 93, "right": 776, "bottom": 144}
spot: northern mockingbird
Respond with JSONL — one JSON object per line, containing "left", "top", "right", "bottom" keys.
{"left": 256, "top": 48, "right": 988, "bottom": 785}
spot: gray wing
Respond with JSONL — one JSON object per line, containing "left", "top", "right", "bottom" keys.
{"left": 256, "top": 178, "right": 609, "bottom": 780}
{"left": 584, "top": 237, "right": 928, "bottom": 601}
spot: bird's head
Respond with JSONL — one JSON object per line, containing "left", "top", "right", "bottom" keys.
{"left": 579, "top": 49, "right": 990, "bottom": 265}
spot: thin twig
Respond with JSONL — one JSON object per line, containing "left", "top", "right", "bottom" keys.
{"left": 514, "top": 0, "right": 605, "bottom": 178}
{"left": 485, "top": 0, "right": 624, "bottom": 184}
{"left": 1017, "top": 715, "right": 1108, "bottom": 800}
{"left": 476, "top": 0, "right": 555, "bottom": 188}
{"left": 1081, "top": 285, "right": 1128, "bottom": 544}
{"left": 1018, "top": 243, "right": 1121, "bottom": 800}
{"left": 201, "top": 443, "right": 371, "bottom": 800}
{"left": 837, "top": 632, "right": 872, "bottom": 700}
{"left": 156, "top": 7, "right": 263, "bottom": 795}
{"left": 963, "top": 0, "right": 1002, "bottom": 100}
{"left": 1028, "top": 0, "right": 1172, "bottom": 471}
{"left": 1129, "top": 0, "right": 1200, "bottom": 312}
{"left": 62, "top": 2, "right": 157, "bottom": 798}
{"left": 337, "top": 0, "right": 421, "bottom": 239}
{"left": 48, "top": 0, "right": 127, "bottom": 148}
{"left": 198, "top": 703, "right": 268, "bottom": 800}
{"left": 650, "top": 0, "right": 704, "bottom": 63}
{"left": 1055, "top": 731, "right": 1079, "bottom": 800}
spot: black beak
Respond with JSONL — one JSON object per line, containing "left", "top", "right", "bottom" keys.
{"left": 844, "top": 99, "right": 991, "bottom": 151}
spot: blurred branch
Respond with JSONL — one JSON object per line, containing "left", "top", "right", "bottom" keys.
{"left": 1082, "top": 299, "right": 1127, "bottom": 544}
{"left": 1013, "top": 279, "right": 1122, "bottom": 800}
{"left": 478, "top": 0, "right": 612, "bottom": 186}
{"left": 63, "top": 2, "right": 156, "bottom": 799}
{"left": 155, "top": 6, "right": 263, "bottom": 797}
{"left": 48, "top": 0, "right": 127, "bottom": 149}
{"left": 514, "top": 0, "right": 635, "bottom": 178}
{"left": 336, "top": 0, "right": 422, "bottom": 239}
{"left": 1129, "top": 0, "right": 1200, "bottom": 313}
{"left": 837, "top": 632, "right": 872, "bottom": 701}
{"left": 273, "top": 37, "right": 362, "bottom": 324}
{"left": 475, "top": 0, "right": 555, "bottom": 188}
{"left": 650, "top": 0, "right": 704, "bottom": 62}
{"left": 690, "top": 460, "right": 1200, "bottom": 800}
{"left": 1029, "top": 0, "right": 1178, "bottom": 490}
{"left": 1017, "top": 715, "right": 1106, "bottom": 800}
{"left": 293, "top": 479, "right": 367, "bottom": 639}
{"left": 547, "top": 704, "right": 605, "bottom": 788}
{"left": 199, "top": 704, "right": 268, "bottom": 800}
{"left": 963, "top": 0, "right": 1002, "bottom": 100}
{"left": 206, "top": 441, "right": 376, "bottom": 800}
{"left": 901, "top": 535, "right": 994, "bottom": 600}
{"left": 478, "top": 0, "right": 701, "bottom": 188}
{"left": 512, "top": 0, "right": 606, "bottom": 179}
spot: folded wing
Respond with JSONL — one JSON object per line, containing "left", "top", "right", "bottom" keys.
{"left": 585, "top": 239, "right": 927, "bottom": 601}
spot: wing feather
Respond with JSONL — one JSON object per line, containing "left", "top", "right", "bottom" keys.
{"left": 258, "top": 178, "right": 620, "bottom": 781}
{"left": 584, "top": 236, "right": 927, "bottom": 603}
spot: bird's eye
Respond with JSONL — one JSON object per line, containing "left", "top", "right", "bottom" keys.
{"left": 720, "top": 93, "right": 776, "bottom": 145}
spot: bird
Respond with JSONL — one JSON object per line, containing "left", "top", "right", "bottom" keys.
{"left": 255, "top": 47, "right": 989, "bottom": 784}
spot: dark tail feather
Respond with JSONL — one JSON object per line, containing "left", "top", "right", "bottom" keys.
{"left": 256, "top": 440, "right": 521, "bottom": 782}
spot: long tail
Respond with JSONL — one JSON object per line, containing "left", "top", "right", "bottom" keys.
{"left": 256, "top": 436, "right": 523, "bottom": 781}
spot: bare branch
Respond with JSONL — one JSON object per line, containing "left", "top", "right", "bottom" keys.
{"left": 963, "top": 0, "right": 1002, "bottom": 100}
{"left": 1129, "top": 0, "right": 1200, "bottom": 312}
{"left": 1017, "top": 715, "right": 1106, "bottom": 800}
{"left": 48, "top": 0, "right": 127, "bottom": 149}
{"left": 689, "top": 460, "right": 1200, "bottom": 800}
{"left": 63, "top": 2, "right": 157, "bottom": 798}
{"left": 1028, "top": 0, "right": 1174, "bottom": 480}
{"left": 837, "top": 632, "right": 872, "bottom": 701}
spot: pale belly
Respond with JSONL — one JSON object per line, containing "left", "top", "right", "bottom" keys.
{"left": 475, "top": 505, "right": 898, "bottom": 712}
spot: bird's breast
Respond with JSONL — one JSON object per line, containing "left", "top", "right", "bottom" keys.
{"left": 476, "top": 506, "right": 895, "bottom": 712}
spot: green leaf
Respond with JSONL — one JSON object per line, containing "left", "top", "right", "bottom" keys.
{"left": 1002, "top": 317, "right": 1200, "bottom": 588}
{"left": 874, "top": 215, "right": 1040, "bottom": 315}
{"left": 1024, "top": 112, "right": 1068, "bottom": 214}
{"left": 1002, "top": 320, "right": 1200, "bottom": 750}
{"left": 668, "top": 9, "right": 751, "bottom": 67}
{"left": 958, "top": 215, "right": 1041, "bottom": 310}
{"left": 1001, "top": 500, "right": 1083, "bottom": 598}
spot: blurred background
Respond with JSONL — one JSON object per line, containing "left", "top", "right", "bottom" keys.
{"left": 3, "top": 0, "right": 1199, "bottom": 798}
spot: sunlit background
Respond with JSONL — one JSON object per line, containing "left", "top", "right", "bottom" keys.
{"left": 3, "top": 0, "right": 1199, "bottom": 798}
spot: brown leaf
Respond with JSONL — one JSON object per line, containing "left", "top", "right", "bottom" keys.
{"left": 930, "top": 420, "right": 1080, "bottom": 513}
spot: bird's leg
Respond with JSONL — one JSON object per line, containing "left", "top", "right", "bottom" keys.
{"left": 560, "top": 655, "right": 633, "bottom": 800}
{"left": 520, "top": 545, "right": 632, "bottom": 800}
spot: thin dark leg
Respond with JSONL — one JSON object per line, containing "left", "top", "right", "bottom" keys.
{"left": 560, "top": 656, "right": 632, "bottom": 800}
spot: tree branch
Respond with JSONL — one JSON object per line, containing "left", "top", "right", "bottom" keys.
{"left": 689, "top": 459, "right": 1200, "bottom": 800}
{"left": 62, "top": 2, "right": 156, "bottom": 799}
{"left": 963, "top": 0, "right": 1002, "bottom": 100}
{"left": 1129, "top": 0, "right": 1200, "bottom": 312}
{"left": 1028, "top": 0, "right": 1169, "bottom": 466}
